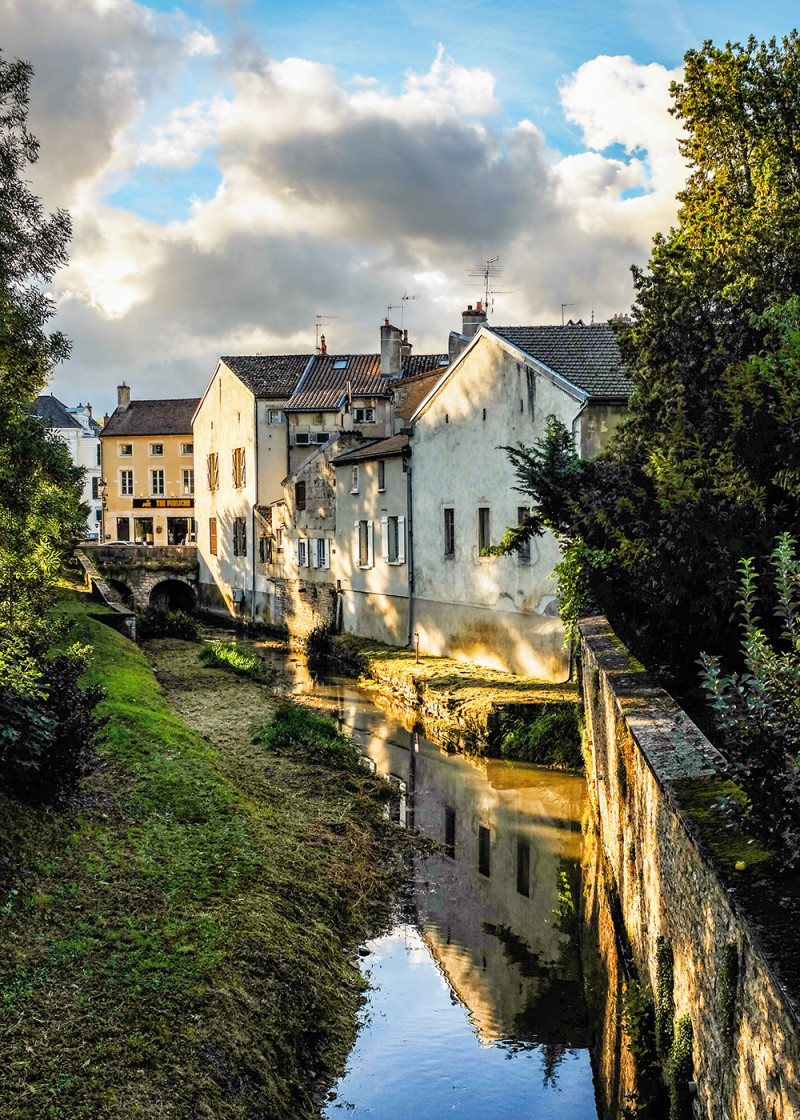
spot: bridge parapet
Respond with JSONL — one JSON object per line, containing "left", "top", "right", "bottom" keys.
{"left": 80, "top": 543, "right": 199, "bottom": 611}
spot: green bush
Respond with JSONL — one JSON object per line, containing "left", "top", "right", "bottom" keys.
{"left": 199, "top": 641, "right": 264, "bottom": 680}
{"left": 253, "top": 703, "right": 363, "bottom": 771}
{"left": 137, "top": 606, "right": 201, "bottom": 641}
{"left": 500, "top": 704, "right": 583, "bottom": 770}
{"left": 668, "top": 1012, "right": 694, "bottom": 1120}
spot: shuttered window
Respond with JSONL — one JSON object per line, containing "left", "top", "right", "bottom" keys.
{"left": 209, "top": 517, "right": 218, "bottom": 556}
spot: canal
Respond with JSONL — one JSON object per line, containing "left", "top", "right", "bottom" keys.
{"left": 256, "top": 647, "right": 601, "bottom": 1118}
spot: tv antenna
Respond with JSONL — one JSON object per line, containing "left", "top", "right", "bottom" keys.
{"left": 561, "top": 302, "right": 579, "bottom": 325}
{"left": 315, "top": 314, "right": 338, "bottom": 352}
{"left": 468, "top": 256, "right": 512, "bottom": 314}
{"left": 386, "top": 293, "right": 419, "bottom": 328}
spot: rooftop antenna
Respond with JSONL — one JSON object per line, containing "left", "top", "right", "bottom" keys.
{"left": 468, "top": 256, "right": 512, "bottom": 315}
{"left": 561, "top": 302, "right": 579, "bottom": 326}
{"left": 386, "top": 293, "right": 420, "bottom": 328}
{"left": 315, "top": 314, "right": 338, "bottom": 352}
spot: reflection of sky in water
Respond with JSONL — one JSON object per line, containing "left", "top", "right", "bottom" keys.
{"left": 324, "top": 925, "right": 596, "bottom": 1119}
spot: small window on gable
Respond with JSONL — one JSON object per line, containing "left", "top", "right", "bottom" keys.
{"left": 268, "top": 409, "right": 284, "bottom": 424}
{"left": 353, "top": 407, "right": 375, "bottom": 423}
{"left": 377, "top": 460, "right": 385, "bottom": 491}
{"left": 296, "top": 481, "right": 306, "bottom": 510}
{"left": 350, "top": 465, "right": 359, "bottom": 493}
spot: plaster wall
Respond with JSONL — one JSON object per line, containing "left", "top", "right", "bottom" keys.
{"left": 580, "top": 617, "right": 800, "bottom": 1120}
{"left": 193, "top": 364, "right": 257, "bottom": 617}
{"left": 410, "top": 333, "right": 575, "bottom": 680}
{"left": 101, "top": 431, "right": 194, "bottom": 544}
{"left": 52, "top": 422, "right": 102, "bottom": 535}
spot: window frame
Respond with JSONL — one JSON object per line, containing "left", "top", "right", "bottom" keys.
{"left": 478, "top": 506, "right": 491, "bottom": 553}
{"left": 517, "top": 506, "right": 531, "bottom": 563}
{"left": 180, "top": 442, "right": 193, "bottom": 456}
{"left": 150, "top": 468, "right": 165, "bottom": 497}
{"left": 182, "top": 468, "right": 195, "bottom": 496}
{"left": 350, "top": 465, "right": 359, "bottom": 493}
{"left": 295, "top": 481, "right": 306, "bottom": 511}
{"left": 354, "top": 519, "right": 374, "bottom": 568}
{"left": 232, "top": 447, "right": 246, "bottom": 489}
{"left": 149, "top": 442, "right": 164, "bottom": 457}
{"left": 120, "top": 469, "right": 134, "bottom": 497}
{"left": 443, "top": 507, "right": 455, "bottom": 558}
{"left": 377, "top": 460, "right": 385, "bottom": 491}
{"left": 206, "top": 452, "right": 219, "bottom": 491}
{"left": 118, "top": 442, "right": 133, "bottom": 458}
{"left": 232, "top": 516, "right": 247, "bottom": 557}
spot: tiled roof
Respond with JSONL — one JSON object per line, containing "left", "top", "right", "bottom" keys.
{"left": 220, "top": 355, "right": 312, "bottom": 399}
{"left": 392, "top": 369, "right": 446, "bottom": 421}
{"left": 284, "top": 354, "right": 388, "bottom": 412}
{"left": 402, "top": 353, "right": 448, "bottom": 378}
{"left": 489, "top": 323, "right": 632, "bottom": 399}
{"left": 333, "top": 434, "right": 410, "bottom": 465}
{"left": 101, "top": 398, "right": 200, "bottom": 437}
{"left": 32, "top": 394, "right": 81, "bottom": 429}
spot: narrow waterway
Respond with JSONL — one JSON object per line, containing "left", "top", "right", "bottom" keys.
{"left": 253, "top": 646, "right": 600, "bottom": 1119}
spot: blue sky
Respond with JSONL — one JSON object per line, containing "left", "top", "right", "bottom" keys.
{"left": 4, "top": 0, "right": 798, "bottom": 412}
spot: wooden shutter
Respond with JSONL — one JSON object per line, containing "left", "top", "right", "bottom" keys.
{"left": 209, "top": 517, "right": 217, "bottom": 555}
{"left": 311, "top": 538, "right": 319, "bottom": 568}
{"left": 241, "top": 448, "right": 246, "bottom": 487}
{"left": 353, "top": 520, "right": 360, "bottom": 563}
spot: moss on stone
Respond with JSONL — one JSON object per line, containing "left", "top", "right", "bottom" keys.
{"left": 670, "top": 776, "right": 774, "bottom": 872}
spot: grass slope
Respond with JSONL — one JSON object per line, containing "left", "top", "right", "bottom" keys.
{"left": 0, "top": 597, "right": 410, "bottom": 1119}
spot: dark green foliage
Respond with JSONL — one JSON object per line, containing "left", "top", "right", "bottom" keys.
{"left": 0, "top": 644, "right": 103, "bottom": 803}
{"left": 137, "top": 606, "right": 201, "bottom": 642}
{"left": 655, "top": 936, "right": 675, "bottom": 1058}
{"left": 667, "top": 1012, "right": 694, "bottom": 1120}
{"left": 305, "top": 623, "right": 336, "bottom": 667}
{"left": 719, "top": 942, "right": 740, "bottom": 1049}
{"left": 500, "top": 703, "right": 583, "bottom": 770}
{"left": 253, "top": 703, "right": 363, "bottom": 771}
{"left": 621, "top": 979, "right": 668, "bottom": 1116}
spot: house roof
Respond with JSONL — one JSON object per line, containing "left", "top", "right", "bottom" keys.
{"left": 402, "top": 353, "right": 449, "bottom": 378}
{"left": 101, "top": 398, "right": 200, "bottom": 437}
{"left": 284, "top": 354, "right": 388, "bottom": 412}
{"left": 333, "top": 433, "right": 410, "bottom": 465}
{"left": 392, "top": 369, "right": 446, "bottom": 422}
{"left": 32, "top": 394, "right": 82, "bottom": 430}
{"left": 220, "top": 355, "right": 311, "bottom": 399}
{"left": 489, "top": 323, "right": 631, "bottom": 398}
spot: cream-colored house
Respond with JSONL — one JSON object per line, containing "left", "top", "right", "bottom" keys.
{"left": 409, "top": 314, "right": 630, "bottom": 680}
{"left": 100, "top": 385, "right": 199, "bottom": 545}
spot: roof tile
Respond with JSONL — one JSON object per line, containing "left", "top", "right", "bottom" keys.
{"left": 489, "top": 323, "right": 632, "bottom": 398}
{"left": 101, "top": 398, "right": 200, "bottom": 437}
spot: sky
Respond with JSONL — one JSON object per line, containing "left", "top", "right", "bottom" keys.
{"left": 3, "top": 0, "right": 798, "bottom": 417}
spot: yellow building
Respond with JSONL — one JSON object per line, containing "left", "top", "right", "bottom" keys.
{"left": 100, "top": 384, "right": 200, "bottom": 545}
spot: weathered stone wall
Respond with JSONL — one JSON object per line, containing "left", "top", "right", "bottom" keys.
{"left": 82, "top": 544, "right": 198, "bottom": 610}
{"left": 580, "top": 617, "right": 800, "bottom": 1120}
{"left": 269, "top": 577, "right": 337, "bottom": 640}
{"left": 74, "top": 549, "right": 136, "bottom": 638}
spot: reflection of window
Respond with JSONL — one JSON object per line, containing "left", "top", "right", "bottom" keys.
{"left": 296, "top": 481, "right": 306, "bottom": 510}
{"left": 233, "top": 517, "right": 247, "bottom": 556}
{"left": 209, "top": 517, "right": 217, "bottom": 555}
{"left": 150, "top": 469, "right": 164, "bottom": 496}
{"left": 516, "top": 837, "right": 530, "bottom": 896}
{"left": 478, "top": 826, "right": 491, "bottom": 878}
{"left": 355, "top": 519, "right": 374, "bottom": 568}
{"left": 182, "top": 469, "right": 194, "bottom": 496}
{"left": 444, "top": 508, "right": 455, "bottom": 558}
{"left": 444, "top": 807, "right": 456, "bottom": 859}
{"left": 377, "top": 460, "right": 385, "bottom": 491}
{"left": 232, "top": 447, "right": 246, "bottom": 488}
{"left": 518, "top": 507, "right": 530, "bottom": 563}
{"left": 120, "top": 469, "right": 133, "bottom": 496}
{"left": 478, "top": 507, "right": 490, "bottom": 553}
{"left": 206, "top": 453, "right": 219, "bottom": 491}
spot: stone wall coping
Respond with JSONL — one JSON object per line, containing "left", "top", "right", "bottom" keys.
{"left": 74, "top": 549, "right": 136, "bottom": 624}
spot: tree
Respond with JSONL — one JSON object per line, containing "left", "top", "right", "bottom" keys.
{"left": 507, "top": 34, "right": 800, "bottom": 686}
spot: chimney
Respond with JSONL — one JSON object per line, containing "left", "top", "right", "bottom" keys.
{"left": 461, "top": 302, "right": 487, "bottom": 339}
{"left": 381, "top": 320, "right": 402, "bottom": 378}
{"left": 86, "top": 403, "right": 92, "bottom": 417}
{"left": 117, "top": 382, "right": 131, "bottom": 410}
{"left": 320, "top": 334, "right": 327, "bottom": 354}
{"left": 400, "top": 327, "right": 412, "bottom": 368}
{"left": 103, "top": 412, "right": 110, "bottom": 427}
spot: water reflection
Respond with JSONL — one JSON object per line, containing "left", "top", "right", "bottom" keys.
{"left": 248, "top": 646, "right": 599, "bottom": 1117}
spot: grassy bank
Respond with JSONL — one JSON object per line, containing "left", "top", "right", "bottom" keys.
{"left": 0, "top": 596, "right": 413, "bottom": 1119}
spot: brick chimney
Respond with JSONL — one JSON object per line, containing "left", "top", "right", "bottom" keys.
{"left": 461, "top": 301, "right": 487, "bottom": 338}
{"left": 319, "top": 334, "right": 327, "bottom": 354}
{"left": 381, "top": 319, "right": 403, "bottom": 378}
{"left": 117, "top": 382, "right": 131, "bottom": 410}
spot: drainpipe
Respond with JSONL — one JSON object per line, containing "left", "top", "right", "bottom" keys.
{"left": 405, "top": 447, "right": 414, "bottom": 647}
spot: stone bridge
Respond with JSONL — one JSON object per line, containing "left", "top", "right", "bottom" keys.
{"left": 79, "top": 543, "right": 199, "bottom": 612}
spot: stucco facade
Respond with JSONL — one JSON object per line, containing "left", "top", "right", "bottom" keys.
{"left": 32, "top": 395, "right": 102, "bottom": 537}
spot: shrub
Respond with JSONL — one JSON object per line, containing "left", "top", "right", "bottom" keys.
{"left": 252, "top": 703, "right": 362, "bottom": 770}
{"left": 199, "top": 641, "right": 265, "bottom": 681}
{"left": 0, "top": 643, "right": 103, "bottom": 804}
{"left": 500, "top": 704, "right": 583, "bottom": 770}
{"left": 137, "top": 606, "right": 201, "bottom": 641}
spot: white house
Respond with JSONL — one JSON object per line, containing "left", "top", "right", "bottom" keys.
{"left": 32, "top": 394, "right": 102, "bottom": 537}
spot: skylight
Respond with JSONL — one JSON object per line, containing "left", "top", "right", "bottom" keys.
{"left": 333, "top": 359, "right": 348, "bottom": 369}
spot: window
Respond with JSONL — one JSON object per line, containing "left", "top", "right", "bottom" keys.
{"left": 120, "top": 469, "right": 133, "bottom": 496}
{"left": 119, "top": 443, "right": 133, "bottom": 457}
{"left": 95, "top": 508, "right": 102, "bottom": 522}
{"left": 311, "top": 538, "right": 330, "bottom": 569}
{"left": 182, "top": 469, "right": 194, "bottom": 496}
{"left": 381, "top": 515, "right": 405, "bottom": 564}
{"left": 296, "top": 538, "right": 309, "bottom": 567}
{"left": 96, "top": 444, "right": 101, "bottom": 466}
{"left": 259, "top": 535, "right": 272, "bottom": 563}
{"left": 181, "top": 442, "right": 193, "bottom": 455}
{"left": 150, "top": 469, "right": 164, "bottom": 496}
{"left": 206, "top": 452, "right": 219, "bottom": 491}
{"left": 296, "top": 481, "right": 306, "bottom": 510}
{"left": 354, "top": 520, "right": 374, "bottom": 568}
{"left": 294, "top": 432, "right": 310, "bottom": 446}
{"left": 232, "top": 447, "right": 246, "bottom": 488}
{"left": 377, "top": 460, "right": 385, "bottom": 491}
{"left": 209, "top": 517, "right": 218, "bottom": 555}
{"left": 268, "top": 409, "right": 284, "bottom": 424}
{"left": 350, "top": 466, "right": 359, "bottom": 493}
{"left": 333, "top": 359, "right": 348, "bottom": 370}
{"left": 91, "top": 477, "right": 100, "bottom": 500}
{"left": 444, "top": 807, "right": 456, "bottom": 859}
{"left": 276, "top": 527, "right": 284, "bottom": 550}
{"left": 517, "top": 507, "right": 531, "bottom": 563}
{"left": 117, "top": 517, "right": 130, "bottom": 542}
{"left": 478, "top": 826, "right": 491, "bottom": 878}
{"left": 150, "top": 443, "right": 163, "bottom": 456}
{"left": 232, "top": 517, "right": 247, "bottom": 557}
{"left": 516, "top": 837, "right": 530, "bottom": 897}
{"left": 478, "top": 507, "right": 491, "bottom": 553}
{"left": 353, "top": 407, "right": 375, "bottom": 423}
{"left": 312, "top": 432, "right": 329, "bottom": 444}
{"left": 443, "top": 508, "right": 455, "bottom": 558}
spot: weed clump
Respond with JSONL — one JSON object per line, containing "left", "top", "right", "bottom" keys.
{"left": 199, "top": 640, "right": 265, "bottom": 680}
{"left": 500, "top": 704, "right": 583, "bottom": 770}
{"left": 137, "top": 606, "right": 201, "bottom": 641}
{"left": 253, "top": 703, "right": 362, "bottom": 770}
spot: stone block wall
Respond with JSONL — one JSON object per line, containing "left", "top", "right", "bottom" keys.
{"left": 580, "top": 616, "right": 800, "bottom": 1120}
{"left": 269, "top": 577, "right": 337, "bottom": 640}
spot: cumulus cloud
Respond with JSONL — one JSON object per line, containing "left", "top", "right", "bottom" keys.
{"left": 0, "top": 0, "right": 687, "bottom": 413}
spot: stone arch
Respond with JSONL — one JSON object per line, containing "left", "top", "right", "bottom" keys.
{"left": 107, "top": 578, "right": 135, "bottom": 609}
{"left": 149, "top": 579, "right": 196, "bottom": 613}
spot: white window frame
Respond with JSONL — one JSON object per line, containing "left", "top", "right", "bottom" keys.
{"left": 149, "top": 443, "right": 164, "bottom": 457}
{"left": 119, "top": 443, "right": 133, "bottom": 457}
{"left": 353, "top": 407, "right": 375, "bottom": 423}
{"left": 120, "top": 469, "right": 134, "bottom": 497}
{"left": 150, "top": 469, "right": 165, "bottom": 496}
{"left": 182, "top": 468, "right": 194, "bottom": 496}
{"left": 310, "top": 538, "right": 330, "bottom": 570}
{"left": 381, "top": 515, "right": 406, "bottom": 565}
{"left": 180, "top": 442, "right": 193, "bottom": 456}
{"left": 350, "top": 465, "right": 359, "bottom": 493}
{"left": 354, "top": 519, "right": 374, "bottom": 568}
{"left": 268, "top": 409, "right": 284, "bottom": 425}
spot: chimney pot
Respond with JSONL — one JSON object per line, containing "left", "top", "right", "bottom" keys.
{"left": 103, "top": 412, "right": 110, "bottom": 426}
{"left": 320, "top": 334, "right": 327, "bottom": 354}
{"left": 117, "top": 383, "right": 131, "bottom": 410}
{"left": 467, "top": 304, "right": 473, "bottom": 311}
{"left": 461, "top": 301, "right": 488, "bottom": 340}
{"left": 476, "top": 301, "right": 482, "bottom": 311}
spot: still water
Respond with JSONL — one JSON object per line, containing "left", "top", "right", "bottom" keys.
{"left": 256, "top": 648, "right": 600, "bottom": 1119}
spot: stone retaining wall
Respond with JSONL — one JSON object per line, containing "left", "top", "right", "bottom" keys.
{"left": 74, "top": 550, "right": 136, "bottom": 639}
{"left": 580, "top": 616, "right": 800, "bottom": 1119}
